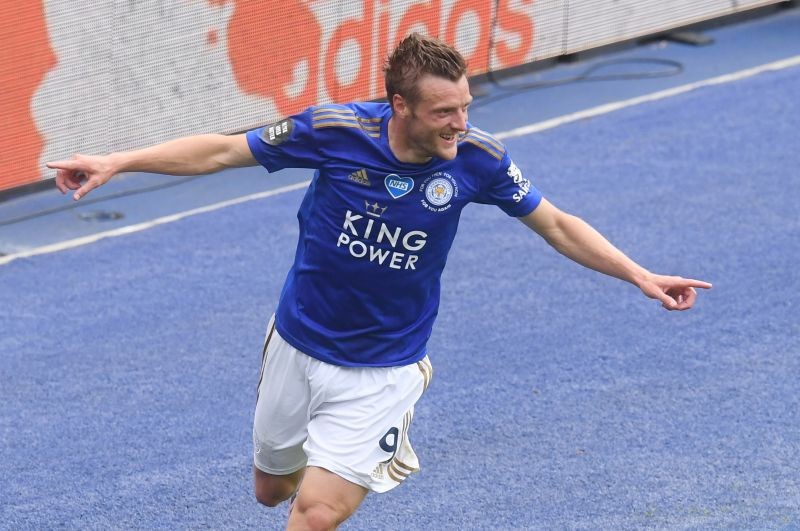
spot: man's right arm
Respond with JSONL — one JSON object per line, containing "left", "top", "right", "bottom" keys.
{"left": 48, "top": 133, "right": 256, "bottom": 201}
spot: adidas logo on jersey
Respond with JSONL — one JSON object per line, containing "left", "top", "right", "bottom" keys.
{"left": 348, "top": 169, "right": 371, "bottom": 186}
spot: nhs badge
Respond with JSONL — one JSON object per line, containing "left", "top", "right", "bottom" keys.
{"left": 384, "top": 174, "right": 414, "bottom": 199}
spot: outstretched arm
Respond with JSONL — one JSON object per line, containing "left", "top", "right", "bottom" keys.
{"left": 47, "top": 133, "right": 256, "bottom": 201}
{"left": 520, "top": 199, "right": 711, "bottom": 310}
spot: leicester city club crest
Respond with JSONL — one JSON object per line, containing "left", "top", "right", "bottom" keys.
{"left": 420, "top": 172, "right": 458, "bottom": 212}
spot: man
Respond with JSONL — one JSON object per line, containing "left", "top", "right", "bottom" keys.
{"left": 49, "top": 33, "right": 711, "bottom": 530}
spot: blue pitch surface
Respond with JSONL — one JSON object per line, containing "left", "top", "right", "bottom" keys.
{"left": 2, "top": 28, "right": 800, "bottom": 531}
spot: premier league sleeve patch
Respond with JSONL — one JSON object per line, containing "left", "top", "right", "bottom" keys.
{"left": 260, "top": 118, "right": 294, "bottom": 145}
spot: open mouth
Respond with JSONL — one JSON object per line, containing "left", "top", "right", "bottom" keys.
{"left": 439, "top": 133, "right": 456, "bottom": 143}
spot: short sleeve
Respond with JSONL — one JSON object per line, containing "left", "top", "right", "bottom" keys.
{"left": 246, "top": 108, "right": 321, "bottom": 172}
{"left": 476, "top": 152, "right": 543, "bottom": 217}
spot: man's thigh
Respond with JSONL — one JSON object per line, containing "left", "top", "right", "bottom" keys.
{"left": 253, "top": 318, "right": 434, "bottom": 495}
{"left": 253, "top": 319, "right": 311, "bottom": 476}
{"left": 303, "top": 356, "right": 433, "bottom": 493}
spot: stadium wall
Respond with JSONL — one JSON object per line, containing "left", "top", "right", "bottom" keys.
{"left": 1, "top": 0, "right": 786, "bottom": 191}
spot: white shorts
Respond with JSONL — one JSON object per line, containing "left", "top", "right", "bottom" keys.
{"left": 253, "top": 317, "right": 433, "bottom": 493}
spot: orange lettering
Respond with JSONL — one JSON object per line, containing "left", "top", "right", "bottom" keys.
{"left": 225, "top": 0, "right": 321, "bottom": 116}
{"left": 375, "top": 0, "right": 392, "bottom": 99}
{"left": 324, "top": 1, "right": 374, "bottom": 103}
{"left": 495, "top": 0, "right": 535, "bottom": 67}
{"left": 1, "top": 1, "right": 56, "bottom": 189}
{"left": 395, "top": 0, "right": 442, "bottom": 42}
{"left": 445, "top": 0, "right": 490, "bottom": 74}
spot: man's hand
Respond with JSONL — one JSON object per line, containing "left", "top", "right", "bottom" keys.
{"left": 48, "top": 154, "right": 116, "bottom": 201}
{"left": 520, "top": 201, "right": 712, "bottom": 311}
{"left": 638, "top": 274, "right": 712, "bottom": 311}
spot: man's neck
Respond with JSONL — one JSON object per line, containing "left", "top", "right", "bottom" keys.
{"left": 387, "top": 115, "right": 430, "bottom": 164}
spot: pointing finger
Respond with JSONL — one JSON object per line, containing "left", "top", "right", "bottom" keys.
{"left": 46, "top": 159, "right": 79, "bottom": 171}
{"left": 683, "top": 279, "right": 712, "bottom": 290}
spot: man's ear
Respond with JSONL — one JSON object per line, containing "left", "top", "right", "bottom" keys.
{"left": 392, "top": 94, "right": 409, "bottom": 117}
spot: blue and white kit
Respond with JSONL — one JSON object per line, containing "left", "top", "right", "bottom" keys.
{"left": 246, "top": 102, "right": 542, "bottom": 368}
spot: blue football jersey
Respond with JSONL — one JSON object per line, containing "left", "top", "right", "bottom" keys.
{"left": 246, "top": 102, "right": 542, "bottom": 367}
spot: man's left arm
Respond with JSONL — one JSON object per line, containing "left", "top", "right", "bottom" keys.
{"left": 519, "top": 198, "right": 712, "bottom": 311}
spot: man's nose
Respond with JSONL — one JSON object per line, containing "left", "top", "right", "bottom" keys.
{"left": 452, "top": 109, "right": 468, "bottom": 131}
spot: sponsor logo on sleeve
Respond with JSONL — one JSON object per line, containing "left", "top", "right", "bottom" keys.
{"left": 507, "top": 160, "right": 531, "bottom": 203}
{"left": 261, "top": 118, "right": 294, "bottom": 145}
{"left": 419, "top": 172, "right": 458, "bottom": 213}
{"left": 384, "top": 174, "right": 414, "bottom": 199}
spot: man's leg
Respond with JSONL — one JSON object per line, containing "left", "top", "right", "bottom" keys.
{"left": 253, "top": 320, "right": 311, "bottom": 508}
{"left": 253, "top": 466, "right": 305, "bottom": 507}
{"left": 286, "top": 466, "right": 367, "bottom": 531}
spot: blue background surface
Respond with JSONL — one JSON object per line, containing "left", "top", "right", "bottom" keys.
{"left": 1, "top": 7, "right": 799, "bottom": 530}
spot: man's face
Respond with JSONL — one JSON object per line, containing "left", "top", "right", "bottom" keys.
{"left": 397, "top": 74, "right": 472, "bottom": 162}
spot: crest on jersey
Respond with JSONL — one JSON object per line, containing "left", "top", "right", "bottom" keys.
{"left": 424, "top": 177, "right": 454, "bottom": 206}
{"left": 420, "top": 172, "right": 458, "bottom": 213}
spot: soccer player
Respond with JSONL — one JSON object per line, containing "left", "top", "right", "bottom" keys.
{"left": 48, "top": 33, "right": 711, "bottom": 531}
